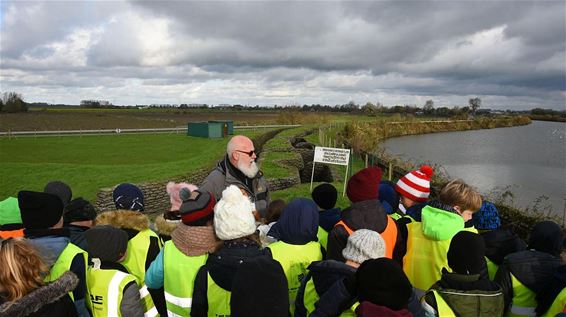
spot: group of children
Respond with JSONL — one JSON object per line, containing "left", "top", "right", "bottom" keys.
{"left": 0, "top": 165, "right": 565, "bottom": 317}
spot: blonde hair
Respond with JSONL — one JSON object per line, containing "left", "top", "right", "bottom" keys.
{"left": 0, "top": 238, "right": 48, "bottom": 301}
{"left": 439, "top": 179, "right": 482, "bottom": 212}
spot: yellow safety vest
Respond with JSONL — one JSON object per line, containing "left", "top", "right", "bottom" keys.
{"left": 507, "top": 274, "right": 537, "bottom": 317}
{"left": 403, "top": 222, "right": 476, "bottom": 293}
{"left": 486, "top": 257, "right": 499, "bottom": 281}
{"left": 206, "top": 272, "right": 231, "bottom": 317}
{"left": 86, "top": 266, "right": 139, "bottom": 317}
{"left": 46, "top": 242, "right": 88, "bottom": 301}
{"left": 542, "top": 287, "right": 566, "bottom": 317}
{"left": 122, "top": 228, "right": 162, "bottom": 284}
{"left": 302, "top": 277, "right": 357, "bottom": 317}
{"left": 163, "top": 240, "right": 207, "bottom": 317}
{"left": 269, "top": 241, "right": 323, "bottom": 316}
{"left": 317, "top": 226, "right": 329, "bottom": 251}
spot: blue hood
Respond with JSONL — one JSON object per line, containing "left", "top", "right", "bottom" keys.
{"left": 28, "top": 236, "right": 70, "bottom": 268}
{"left": 268, "top": 198, "right": 319, "bottom": 245}
{"left": 319, "top": 208, "right": 341, "bottom": 232}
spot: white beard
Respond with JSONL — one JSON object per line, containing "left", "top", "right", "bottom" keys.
{"left": 238, "top": 160, "right": 259, "bottom": 178}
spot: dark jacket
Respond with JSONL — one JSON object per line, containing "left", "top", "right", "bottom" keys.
{"left": 66, "top": 225, "right": 90, "bottom": 251}
{"left": 536, "top": 264, "right": 566, "bottom": 315}
{"left": 326, "top": 199, "right": 404, "bottom": 264}
{"left": 494, "top": 250, "right": 562, "bottom": 312}
{"left": 0, "top": 271, "right": 78, "bottom": 317}
{"left": 356, "top": 301, "right": 413, "bottom": 317}
{"left": 295, "top": 260, "right": 357, "bottom": 317}
{"left": 200, "top": 155, "right": 270, "bottom": 217}
{"left": 423, "top": 269, "right": 504, "bottom": 317}
{"left": 480, "top": 227, "right": 526, "bottom": 265}
{"left": 25, "top": 228, "right": 88, "bottom": 317}
{"left": 405, "top": 203, "right": 427, "bottom": 222}
{"left": 319, "top": 208, "right": 341, "bottom": 232}
{"left": 191, "top": 239, "right": 272, "bottom": 317}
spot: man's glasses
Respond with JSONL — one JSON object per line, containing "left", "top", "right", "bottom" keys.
{"left": 236, "top": 150, "right": 256, "bottom": 157}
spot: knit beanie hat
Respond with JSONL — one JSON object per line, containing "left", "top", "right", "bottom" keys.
{"left": 395, "top": 165, "right": 433, "bottom": 202}
{"left": 346, "top": 166, "right": 382, "bottom": 203}
{"left": 312, "top": 183, "right": 338, "bottom": 210}
{"left": 113, "top": 183, "right": 144, "bottom": 212}
{"left": 44, "top": 181, "right": 72, "bottom": 206}
{"left": 179, "top": 189, "right": 216, "bottom": 226}
{"left": 472, "top": 201, "right": 501, "bottom": 230}
{"left": 528, "top": 221, "right": 563, "bottom": 256}
{"left": 64, "top": 197, "right": 97, "bottom": 224}
{"left": 447, "top": 231, "right": 486, "bottom": 275}
{"left": 231, "top": 257, "right": 289, "bottom": 317}
{"left": 356, "top": 258, "right": 412, "bottom": 311}
{"left": 85, "top": 225, "right": 128, "bottom": 262}
{"left": 0, "top": 197, "right": 21, "bottom": 225}
{"left": 214, "top": 185, "right": 256, "bottom": 240}
{"left": 18, "top": 191, "right": 64, "bottom": 229}
{"left": 342, "top": 229, "right": 386, "bottom": 263}
{"left": 166, "top": 182, "right": 198, "bottom": 212}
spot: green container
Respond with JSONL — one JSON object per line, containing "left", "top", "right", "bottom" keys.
{"left": 210, "top": 120, "right": 234, "bottom": 135}
{"left": 187, "top": 122, "right": 224, "bottom": 138}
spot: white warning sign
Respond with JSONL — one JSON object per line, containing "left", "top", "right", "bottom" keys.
{"left": 313, "top": 146, "right": 350, "bottom": 166}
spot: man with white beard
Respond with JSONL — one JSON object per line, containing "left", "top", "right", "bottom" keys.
{"left": 200, "top": 135, "right": 270, "bottom": 218}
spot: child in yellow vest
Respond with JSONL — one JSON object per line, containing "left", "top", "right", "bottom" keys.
{"left": 85, "top": 225, "right": 146, "bottom": 317}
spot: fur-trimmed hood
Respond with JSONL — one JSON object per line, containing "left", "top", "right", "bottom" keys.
{"left": 95, "top": 209, "right": 150, "bottom": 232}
{"left": 0, "top": 271, "right": 78, "bottom": 317}
{"left": 154, "top": 214, "right": 180, "bottom": 237}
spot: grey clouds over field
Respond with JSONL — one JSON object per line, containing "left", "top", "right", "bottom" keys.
{"left": 1, "top": 1, "right": 565, "bottom": 109}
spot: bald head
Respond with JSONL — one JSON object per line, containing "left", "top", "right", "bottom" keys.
{"left": 227, "top": 135, "right": 258, "bottom": 178}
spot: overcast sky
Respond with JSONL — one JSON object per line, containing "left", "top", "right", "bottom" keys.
{"left": 1, "top": 1, "right": 565, "bottom": 110}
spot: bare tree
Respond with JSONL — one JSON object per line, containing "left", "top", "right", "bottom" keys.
{"left": 424, "top": 100, "right": 434, "bottom": 114}
{"left": 469, "top": 97, "right": 481, "bottom": 117}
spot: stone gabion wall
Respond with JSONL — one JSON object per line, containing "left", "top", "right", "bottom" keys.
{"left": 94, "top": 169, "right": 211, "bottom": 216}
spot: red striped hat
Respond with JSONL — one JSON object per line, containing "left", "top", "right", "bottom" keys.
{"left": 395, "top": 166, "right": 434, "bottom": 202}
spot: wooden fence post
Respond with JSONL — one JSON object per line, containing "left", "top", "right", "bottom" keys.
{"left": 365, "top": 154, "right": 368, "bottom": 168}
{"left": 388, "top": 162, "right": 393, "bottom": 181}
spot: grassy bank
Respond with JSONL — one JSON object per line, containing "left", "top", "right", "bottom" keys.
{"left": 0, "top": 130, "right": 269, "bottom": 201}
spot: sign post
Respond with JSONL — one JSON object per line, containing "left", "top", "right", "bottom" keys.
{"left": 310, "top": 146, "right": 351, "bottom": 196}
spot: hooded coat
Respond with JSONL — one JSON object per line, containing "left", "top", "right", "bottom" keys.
{"left": 326, "top": 199, "right": 404, "bottom": 264}
{"left": 0, "top": 271, "right": 78, "bottom": 317}
{"left": 536, "top": 265, "right": 566, "bottom": 316}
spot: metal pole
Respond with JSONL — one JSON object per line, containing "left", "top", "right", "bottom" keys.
{"left": 310, "top": 162, "right": 316, "bottom": 192}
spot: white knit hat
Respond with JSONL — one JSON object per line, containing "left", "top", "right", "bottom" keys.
{"left": 395, "top": 165, "right": 434, "bottom": 202}
{"left": 342, "top": 229, "right": 386, "bottom": 264}
{"left": 214, "top": 185, "right": 256, "bottom": 240}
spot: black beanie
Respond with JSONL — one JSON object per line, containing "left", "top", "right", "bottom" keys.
{"left": 529, "top": 221, "right": 563, "bottom": 256}
{"left": 85, "top": 225, "right": 128, "bottom": 262}
{"left": 312, "top": 183, "right": 338, "bottom": 210}
{"left": 447, "top": 231, "right": 486, "bottom": 275}
{"left": 231, "top": 257, "right": 289, "bottom": 317}
{"left": 356, "top": 258, "right": 412, "bottom": 311}
{"left": 64, "top": 197, "right": 97, "bottom": 224}
{"left": 44, "top": 181, "right": 72, "bottom": 206}
{"left": 18, "top": 191, "right": 64, "bottom": 230}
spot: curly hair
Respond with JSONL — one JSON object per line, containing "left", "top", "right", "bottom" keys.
{"left": 0, "top": 238, "right": 48, "bottom": 301}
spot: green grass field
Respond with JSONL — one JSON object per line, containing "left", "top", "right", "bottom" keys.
{"left": 0, "top": 131, "right": 268, "bottom": 201}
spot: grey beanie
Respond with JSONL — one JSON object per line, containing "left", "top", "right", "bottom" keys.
{"left": 342, "top": 229, "right": 386, "bottom": 264}
{"left": 85, "top": 225, "right": 129, "bottom": 262}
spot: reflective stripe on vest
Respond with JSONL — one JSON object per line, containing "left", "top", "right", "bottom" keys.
{"left": 542, "top": 287, "right": 566, "bottom": 317}
{"left": 317, "top": 226, "right": 329, "bottom": 250}
{"left": 302, "top": 276, "right": 357, "bottom": 317}
{"left": 431, "top": 290, "right": 456, "bottom": 317}
{"left": 139, "top": 284, "right": 157, "bottom": 316}
{"left": 403, "top": 222, "right": 477, "bottom": 293}
{"left": 508, "top": 274, "right": 537, "bottom": 317}
{"left": 269, "top": 241, "right": 323, "bottom": 315}
{"left": 163, "top": 240, "right": 207, "bottom": 316}
{"left": 86, "top": 267, "right": 137, "bottom": 317}
{"left": 207, "top": 272, "right": 231, "bottom": 317}
{"left": 334, "top": 216, "right": 398, "bottom": 259}
{"left": 47, "top": 242, "right": 88, "bottom": 301}
{"left": 122, "top": 229, "right": 161, "bottom": 285}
